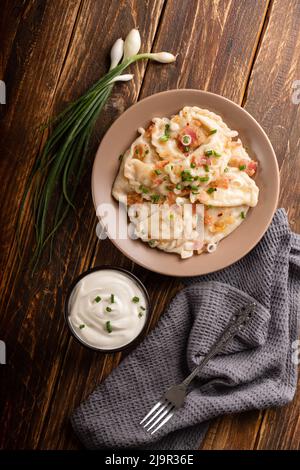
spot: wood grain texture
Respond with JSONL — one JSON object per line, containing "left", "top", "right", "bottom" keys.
{"left": 0, "top": 0, "right": 299, "bottom": 451}
{"left": 40, "top": 0, "right": 271, "bottom": 450}
{"left": 202, "top": 0, "right": 300, "bottom": 449}
{"left": 0, "top": 0, "right": 165, "bottom": 449}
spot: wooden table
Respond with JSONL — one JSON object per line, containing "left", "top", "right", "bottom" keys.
{"left": 1, "top": 0, "right": 299, "bottom": 450}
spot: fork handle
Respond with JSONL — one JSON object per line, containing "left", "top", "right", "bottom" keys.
{"left": 182, "top": 327, "right": 235, "bottom": 387}
{"left": 181, "top": 303, "right": 255, "bottom": 387}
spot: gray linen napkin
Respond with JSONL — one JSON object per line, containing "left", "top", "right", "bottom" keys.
{"left": 71, "top": 209, "right": 300, "bottom": 450}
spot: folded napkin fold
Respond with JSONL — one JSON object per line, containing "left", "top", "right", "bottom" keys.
{"left": 71, "top": 209, "right": 300, "bottom": 450}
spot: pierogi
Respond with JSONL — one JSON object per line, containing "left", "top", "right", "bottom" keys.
{"left": 112, "top": 106, "right": 259, "bottom": 259}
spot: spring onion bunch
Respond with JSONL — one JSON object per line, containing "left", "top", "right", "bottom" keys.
{"left": 17, "top": 29, "right": 176, "bottom": 271}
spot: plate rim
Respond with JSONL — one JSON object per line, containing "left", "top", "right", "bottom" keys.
{"left": 91, "top": 88, "right": 280, "bottom": 276}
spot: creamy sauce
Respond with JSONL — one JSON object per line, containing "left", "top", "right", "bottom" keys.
{"left": 68, "top": 269, "right": 148, "bottom": 350}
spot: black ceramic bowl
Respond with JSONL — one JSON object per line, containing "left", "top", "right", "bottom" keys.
{"left": 64, "top": 265, "right": 151, "bottom": 353}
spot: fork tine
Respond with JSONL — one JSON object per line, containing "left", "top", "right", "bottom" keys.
{"left": 142, "top": 402, "right": 168, "bottom": 428}
{"left": 151, "top": 410, "right": 174, "bottom": 435}
{"left": 140, "top": 400, "right": 163, "bottom": 424}
{"left": 146, "top": 403, "right": 173, "bottom": 431}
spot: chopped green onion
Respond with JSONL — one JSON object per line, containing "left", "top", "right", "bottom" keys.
{"left": 207, "top": 187, "right": 217, "bottom": 194}
{"left": 181, "top": 170, "right": 193, "bottom": 182}
{"left": 132, "top": 296, "right": 139, "bottom": 303}
{"left": 145, "top": 149, "right": 149, "bottom": 155}
{"left": 79, "top": 324, "right": 85, "bottom": 329}
{"left": 199, "top": 176, "right": 209, "bottom": 182}
{"left": 135, "top": 149, "right": 139, "bottom": 154}
{"left": 110, "top": 294, "right": 115, "bottom": 303}
{"left": 210, "top": 129, "right": 217, "bottom": 135}
{"left": 183, "top": 146, "right": 190, "bottom": 153}
{"left": 159, "top": 135, "right": 169, "bottom": 142}
{"left": 94, "top": 296, "right": 101, "bottom": 303}
{"left": 106, "top": 306, "right": 112, "bottom": 312}
{"left": 169, "top": 213, "right": 174, "bottom": 220}
{"left": 151, "top": 194, "right": 160, "bottom": 203}
{"left": 138, "top": 312, "right": 144, "bottom": 318}
{"left": 240, "top": 211, "right": 245, "bottom": 219}
{"left": 182, "top": 135, "right": 191, "bottom": 144}
{"left": 239, "top": 165, "right": 246, "bottom": 170}
{"left": 176, "top": 183, "right": 182, "bottom": 190}
{"left": 213, "top": 151, "right": 221, "bottom": 157}
{"left": 139, "top": 185, "right": 149, "bottom": 194}
{"left": 190, "top": 162, "right": 196, "bottom": 168}
{"left": 154, "top": 169, "right": 162, "bottom": 175}
{"left": 105, "top": 321, "right": 112, "bottom": 333}
{"left": 190, "top": 185, "right": 199, "bottom": 191}
{"left": 140, "top": 306, "right": 146, "bottom": 311}
{"left": 224, "top": 167, "right": 229, "bottom": 173}
{"left": 148, "top": 240, "right": 155, "bottom": 246}
{"left": 204, "top": 164, "right": 210, "bottom": 172}
{"left": 205, "top": 150, "right": 213, "bottom": 156}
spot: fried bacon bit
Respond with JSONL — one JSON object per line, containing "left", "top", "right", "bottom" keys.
{"left": 155, "top": 160, "right": 169, "bottom": 169}
{"left": 209, "top": 215, "right": 235, "bottom": 233}
{"left": 228, "top": 157, "right": 258, "bottom": 176}
{"left": 204, "top": 211, "right": 213, "bottom": 225}
{"left": 133, "top": 144, "right": 147, "bottom": 160}
{"left": 246, "top": 160, "right": 258, "bottom": 176}
{"left": 144, "top": 123, "right": 154, "bottom": 138}
{"left": 211, "top": 177, "right": 229, "bottom": 189}
{"left": 126, "top": 193, "right": 143, "bottom": 205}
{"left": 167, "top": 192, "right": 176, "bottom": 205}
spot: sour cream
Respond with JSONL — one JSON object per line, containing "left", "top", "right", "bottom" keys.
{"left": 67, "top": 269, "right": 148, "bottom": 350}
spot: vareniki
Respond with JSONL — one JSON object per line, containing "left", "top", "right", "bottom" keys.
{"left": 113, "top": 106, "right": 259, "bottom": 258}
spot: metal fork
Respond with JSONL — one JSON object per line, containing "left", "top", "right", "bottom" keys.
{"left": 140, "top": 302, "right": 256, "bottom": 434}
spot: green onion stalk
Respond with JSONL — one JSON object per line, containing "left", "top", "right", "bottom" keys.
{"left": 17, "top": 29, "right": 176, "bottom": 272}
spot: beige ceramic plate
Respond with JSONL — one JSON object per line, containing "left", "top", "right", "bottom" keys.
{"left": 92, "top": 89, "right": 279, "bottom": 276}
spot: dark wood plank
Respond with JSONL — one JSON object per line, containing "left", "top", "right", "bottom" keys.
{"left": 41, "top": 0, "right": 271, "bottom": 450}
{"left": 202, "top": 0, "right": 300, "bottom": 450}
{"left": 0, "top": 0, "right": 165, "bottom": 449}
{"left": 244, "top": 0, "right": 300, "bottom": 450}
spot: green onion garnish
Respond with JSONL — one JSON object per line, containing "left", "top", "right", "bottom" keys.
{"left": 154, "top": 169, "right": 162, "bottom": 175}
{"left": 79, "top": 324, "right": 85, "bottom": 329}
{"left": 105, "top": 321, "right": 112, "bottom": 333}
{"left": 239, "top": 165, "right": 246, "bottom": 170}
{"left": 190, "top": 185, "right": 199, "bottom": 191}
{"left": 132, "top": 296, "right": 139, "bottom": 303}
{"left": 106, "top": 306, "right": 112, "bottom": 312}
{"left": 176, "top": 183, "right": 182, "bottom": 190}
{"left": 138, "top": 312, "right": 144, "bottom": 318}
{"left": 207, "top": 187, "right": 216, "bottom": 194}
{"left": 159, "top": 135, "right": 169, "bottom": 142}
{"left": 204, "top": 164, "right": 210, "bottom": 172}
{"left": 224, "top": 167, "right": 229, "bottom": 173}
{"left": 140, "top": 306, "right": 146, "bottom": 311}
{"left": 213, "top": 151, "right": 221, "bottom": 157}
{"left": 205, "top": 150, "right": 213, "bottom": 156}
{"left": 240, "top": 211, "right": 245, "bottom": 219}
{"left": 183, "top": 146, "right": 190, "bottom": 153}
{"left": 151, "top": 194, "right": 160, "bottom": 203}
{"left": 199, "top": 176, "right": 209, "bottom": 182}
{"left": 139, "top": 185, "right": 149, "bottom": 194}
{"left": 210, "top": 129, "right": 217, "bottom": 135}
{"left": 190, "top": 162, "right": 196, "bottom": 168}
{"left": 181, "top": 170, "right": 193, "bottom": 182}
{"left": 94, "top": 296, "right": 101, "bottom": 303}
{"left": 110, "top": 294, "right": 115, "bottom": 303}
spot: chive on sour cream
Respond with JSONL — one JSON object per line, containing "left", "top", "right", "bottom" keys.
{"left": 66, "top": 268, "right": 149, "bottom": 351}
